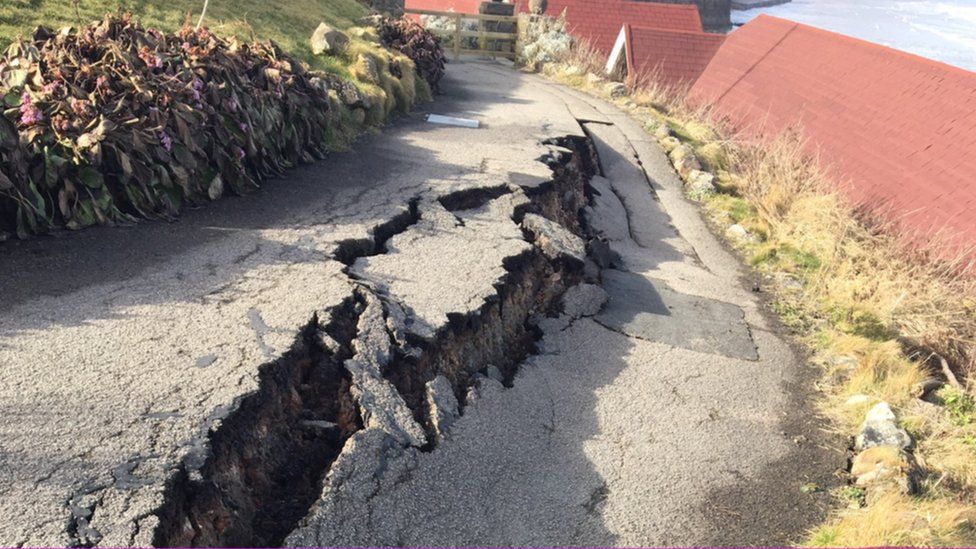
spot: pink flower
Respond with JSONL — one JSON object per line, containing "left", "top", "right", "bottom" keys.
{"left": 138, "top": 46, "right": 163, "bottom": 69}
{"left": 69, "top": 97, "right": 92, "bottom": 117}
{"left": 19, "top": 92, "right": 44, "bottom": 126}
{"left": 234, "top": 146, "right": 245, "bottom": 161}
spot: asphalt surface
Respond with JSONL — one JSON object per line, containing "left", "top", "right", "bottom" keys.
{"left": 289, "top": 69, "right": 845, "bottom": 546}
{"left": 0, "top": 61, "right": 843, "bottom": 547}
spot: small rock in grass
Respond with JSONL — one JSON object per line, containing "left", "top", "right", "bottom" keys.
{"left": 654, "top": 123, "right": 672, "bottom": 140}
{"left": 586, "top": 72, "right": 604, "bottom": 86}
{"left": 687, "top": 169, "right": 716, "bottom": 198}
{"left": 726, "top": 223, "right": 749, "bottom": 240}
{"left": 726, "top": 223, "right": 759, "bottom": 244}
{"left": 659, "top": 135, "right": 680, "bottom": 153}
{"left": 605, "top": 82, "right": 627, "bottom": 99}
{"left": 851, "top": 445, "right": 919, "bottom": 500}
{"left": 856, "top": 402, "right": 913, "bottom": 451}
{"left": 669, "top": 144, "right": 701, "bottom": 176}
{"left": 310, "top": 23, "right": 349, "bottom": 55}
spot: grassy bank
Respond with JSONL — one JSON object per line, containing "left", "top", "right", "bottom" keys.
{"left": 0, "top": 1, "right": 444, "bottom": 237}
{"left": 0, "top": 0, "right": 366, "bottom": 72}
{"left": 536, "top": 41, "right": 976, "bottom": 546}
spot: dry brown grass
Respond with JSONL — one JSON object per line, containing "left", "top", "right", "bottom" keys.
{"left": 805, "top": 492, "right": 976, "bottom": 547}
{"left": 556, "top": 37, "right": 607, "bottom": 76}
{"left": 727, "top": 130, "right": 976, "bottom": 383}
{"left": 623, "top": 65, "right": 687, "bottom": 114}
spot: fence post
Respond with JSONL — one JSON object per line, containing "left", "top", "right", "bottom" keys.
{"left": 454, "top": 13, "right": 461, "bottom": 60}
{"left": 479, "top": 23, "right": 487, "bottom": 57}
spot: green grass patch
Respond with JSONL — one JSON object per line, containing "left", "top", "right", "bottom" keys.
{"left": 749, "top": 242, "right": 821, "bottom": 273}
{"left": 706, "top": 194, "right": 753, "bottom": 224}
{"left": 938, "top": 387, "right": 976, "bottom": 427}
{"left": 665, "top": 119, "right": 703, "bottom": 147}
{"left": 824, "top": 305, "right": 893, "bottom": 341}
{"left": 0, "top": 0, "right": 368, "bottom": 72}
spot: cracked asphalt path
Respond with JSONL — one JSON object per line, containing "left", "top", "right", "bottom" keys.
{"left": 0, "top": 61, "right": 843, "bottom": 547}
{"left": 288, "top": 69, "right": 845, "bottom": 547}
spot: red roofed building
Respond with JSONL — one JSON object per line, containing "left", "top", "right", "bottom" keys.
{"left": 405, "top": 0, "right": 483, "bottom": 14}
{"left": 690, "top": 15, "right": 976, "bottom": 248}
{"left": 611, "top": 24, "right": 724, "bottom": 86}
{"left": 514, "top": 0, "right": 703, "bottom": 54}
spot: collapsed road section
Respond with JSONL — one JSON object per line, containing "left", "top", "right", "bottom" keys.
{"left": 0, "top": 61, "right": 595, "bottom": 548}
{"left": 1, "top": 62, "right": 841, "bottom": 548}
{"left": 149, "top": 136, "right": 599, "bottom": 547}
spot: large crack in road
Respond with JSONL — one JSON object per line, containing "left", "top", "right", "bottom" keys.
{"left": 149, "top": 136, "right": 597, "bottom": 547}
{"left": 0, "top": 62, "right": 843, "bottom": 548}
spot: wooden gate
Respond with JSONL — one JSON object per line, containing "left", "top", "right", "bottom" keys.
{"left": 405, "top": 8, "right": 518, "bottom": 60}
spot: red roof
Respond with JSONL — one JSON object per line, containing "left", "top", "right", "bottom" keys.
{"left": 405, "top": 0, "right": 483, "bottom": 14}
{"left": 690, "top": 15, "right": 976, "bottom": 249}
{"left": 514, "top": 0, "right": 703, "bottom": 54}
{"left": 624, "top": 24, "right": 725, "bottom": 86}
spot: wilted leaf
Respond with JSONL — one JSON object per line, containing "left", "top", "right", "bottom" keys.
{"left": 78, "top": 166, "right": 105, "bottom": 189}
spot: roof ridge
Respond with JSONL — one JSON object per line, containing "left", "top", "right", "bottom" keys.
{"left": 627, "top": 25, "right": 724, "bottom": 38}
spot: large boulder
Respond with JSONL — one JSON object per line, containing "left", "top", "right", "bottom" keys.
{"left": 310, "top": 23, "right": 349, "bottom": 55}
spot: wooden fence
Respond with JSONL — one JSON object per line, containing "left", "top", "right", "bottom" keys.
{"left": 405, "top": 8, "right": 518, "bottom": 60}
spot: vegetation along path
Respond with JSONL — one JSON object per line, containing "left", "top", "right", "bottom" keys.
{"left": 0, "top": 61, "right": 843, "bottom": 546}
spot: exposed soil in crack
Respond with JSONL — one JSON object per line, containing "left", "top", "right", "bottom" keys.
{"left": 379, "top": 138, "right": 595, "bottom": 447}
{"left": 333, "top": 198, "right": 421, "bottom": 265}
{"left": 382, "top": 246, "right": 581, "bottom": 447}
{"left": 149, "top": 134, "right": 598, "bottom": 547}
{"left": 151, "top": 299, "right": 363, "bottom": 548}
{"left": 437, "top": 184, "right": 511, "bottom": 212}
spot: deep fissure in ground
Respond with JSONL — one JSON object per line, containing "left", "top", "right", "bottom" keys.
{"left": 149, "top": 136, "right": 597, "bottom": 548}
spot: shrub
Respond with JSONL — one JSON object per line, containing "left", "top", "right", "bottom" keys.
{"left": 0, "top": 13, "right": 337, "bottom": 238}
{"left": 375, "top": 16, "right": 445, "bottom": 91}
